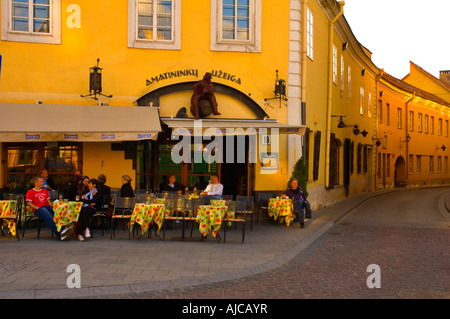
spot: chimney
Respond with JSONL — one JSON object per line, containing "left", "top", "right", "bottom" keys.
{"left": 440, "top": 70, "right": 450, "bottom": 85}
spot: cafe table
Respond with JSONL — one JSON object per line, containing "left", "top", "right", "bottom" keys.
{"left": 52, "top": 201, "right": 83, "bottom": 232}
{"left": 268, "top": 197, "right": 295, "bottom": 226}
{"left": 0, "top": 200, "right": 18, "bottom": 237}
{"left": 129, "top": 203, "right": 165, "bottom": 235}
{"left": 195, "top": 205, "right": 228, "bottom": 238}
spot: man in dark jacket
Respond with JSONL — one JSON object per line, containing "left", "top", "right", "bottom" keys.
{"left": 282, "top": 178, "right": 309, "bottom": 228}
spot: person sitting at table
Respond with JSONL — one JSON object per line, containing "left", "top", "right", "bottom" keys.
{"left": 201, "top": 174, "right": 223, "bottom": 197}
{"left": 76, "top": 178, "right": 103, "bottom": 241}
{"left": 26, "top": 176, "right": 73, "bottom": 241}
{"left": 120, "top": 175, "right": 135, "bottom": 197}
{"left": 97, "top": 174, "right": 112, "bottom": 200}
{"left": 161, "top": 174, "right": 185, "bottom": 195}
{"left": 77, "top": 175, "right": 90, "bottom": 197}
{"left": 40, "top": 169, "right": 55, "bottom": 192}
{"left": 65, "top": 174, "right": 83, "bottom": 201}
{"left": 282, "top": 178, "right": 308, "bottom": 228}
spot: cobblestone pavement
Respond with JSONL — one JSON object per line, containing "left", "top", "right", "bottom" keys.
{"left": 101, "top": 187, "right": 450, "bottom": 299}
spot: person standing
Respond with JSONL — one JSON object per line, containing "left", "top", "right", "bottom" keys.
{"left": 26, "top": 176, "right": 72, "bottom": 240}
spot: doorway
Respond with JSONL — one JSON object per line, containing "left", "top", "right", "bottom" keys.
{"left": 394, "top": 156, "right": 406, "bottom": 187}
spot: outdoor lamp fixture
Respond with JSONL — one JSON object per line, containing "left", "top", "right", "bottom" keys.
{"left": 361, "top": 69, "right": 366, "bottom": 76}
{"left": 436, "top": 145, "right": 447, "bottom": 151}
{"left": 379, "top": 91, "right": 384, "bottom": 97}
{"left": 81, "top": 58, "right": 113, "bottom": 101}
{"left": 400, "top": 134, "right": 411, "bottom": 147}
{"left": 264, "top": 70, "right": 288, "bottom": 108}
{"left": 361, "top": 130, "right": 368, "bottom": 137}
{"left": 352, "top": 125, "right": 360, "bottom": 135}
{"left": 332, "top": 115, "right": 348, "bottom": 128}
{"left": 342, "top": 42, "right": 348, "bottom": 51}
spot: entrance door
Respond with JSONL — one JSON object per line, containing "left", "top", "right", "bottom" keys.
{"left": 343, "top": 138, "right": 351, "bottom": 196}
{"left": 394, "top": 156, "right": 406, "bottom": 187}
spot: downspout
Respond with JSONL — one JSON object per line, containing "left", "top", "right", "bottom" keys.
{"left": 301, "top": 0, "right": 308, "bottom": 116}
{"left": 325, "top": 1, "right": 345, "bottom": 188}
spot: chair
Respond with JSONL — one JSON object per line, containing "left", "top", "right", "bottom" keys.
{"left": 110, "top": 197, "right": 135, "bottom": 239}
{"left": 162, "top": 197, "right": 185, "bottom": 240}
{"left": 222, "top": 200, "right": 245, "bottom": 244}
{"left": 0, "top": 194, "right": 22, "bottom": 241}
{"left": 89, "top": 194, "right": 112, "bottom": 237}
{"left": 235, "top": 195, "right": 255, "bottom": 230}
{"left": 256, "top": 192, "right": 276, "bottom": 224}
{"left": 222, "top": 195, "right": 234, "bottom": 200}
{"left": 20, "top": 196, "right": 51, "bottom": 239}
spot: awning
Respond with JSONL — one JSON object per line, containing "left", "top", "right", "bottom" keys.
{"left": 161, "top": 118, "right": 306, "bottom": 136}
{"left": 0, "top": 103, "right": 161, "bottom": 142}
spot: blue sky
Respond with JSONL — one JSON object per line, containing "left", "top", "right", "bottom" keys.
{"left": 342, "top": 0, "right": 450, "bottom": 79}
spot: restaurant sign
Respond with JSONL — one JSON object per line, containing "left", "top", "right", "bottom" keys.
{"left": 146, "top": 68, "right": 242, "bottom": 86}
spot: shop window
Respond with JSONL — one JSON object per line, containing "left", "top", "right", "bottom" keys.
{"left": 211, "top": 0, "right": 261, "bottom": 52}
{"left": 128, "top": 0, "right": 181, "bottom": 50}
{"left": 1, "top": 0, "right": 61, "bottom": 44}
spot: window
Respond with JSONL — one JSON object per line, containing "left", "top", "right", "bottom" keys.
{"left": 445, "top": 156, "right": 448, "bottom": 173}
{"left": 211, "top": 0, "right": 261, "bottom": 52}
{"left": 429, "top": 156, "right": 434, "bottom": 174}
{"left": 425, "top": 114, "right": 429, "bottom": 133}
{"left": 430, "top": 116, "right": 434, "bottom": 134}
{"left": 409, "top": 111, "right": 414, "bottom": 131}
{"left": 1, "top": 0, "right": 61, "bottom": 44}
{"left": 128, "top": 0, "right": 181, "bottom": 50}
{"left": 446, "top": 120, "right": 449, "bottom": 137}
{"left": 397, "top": 108, "right": 402, "bottom": 129}
{"left": 340, "top": 55, "right": 345, "bottom": 91}
{"left": 386, "top": 103, "right": 390, "bottom": 125}
{"left": 367, "top": 92, "right": 372, "bottom": 118}
{"left": 377, "top": 153, "right": 381, "bottom": 178}
{"left": 409, "top": 154, "right": 413, "bottom": 174}
{"left": 360, "top": 87, "right": 364, "bottom": 115}
{"left": 306, "top": 8, "right": 313, "bottom": 59}
{"left": 438, "top": 156, "right": 442, "bottom": 173}
{"left": 348, "top": 65, "right": 352, "bottom": 98}
{"left": 417, "top": 155, "right": 421, "bottom": 174}
{"left": 332, "top": 45, "right": 337, "bottom": 84}
{"left": 438, "top": 118, "right": 442, "bottom": 136}
{"left": 418, "top": 113, "right": 422, "bottom": 132}
{"left": 386, "top": 154, "right": 391, "bottom": 177}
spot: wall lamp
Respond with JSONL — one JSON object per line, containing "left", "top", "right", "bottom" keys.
{"left": 361, "top": 69, "right": 366, "bottom": 76}
{"left": 81, "top": 58, "right": 113, "bottom": 100}
{"left": 400, "top": 134, "right": 411, "bottom": 147}
{"left": 264, "top": 69, "right": 287, "bottom": 108}
{"left": 379, "top": 91, "right": 384, "bottom": 97}
{"left": 352, "top": 125, "right": 368, "bottom": 137}
{"left": 332, "top": 115, "right": 367, "bottom": 136}
{"left": 342, "top": 42, "right": 348, "bottom": 51}
{"left": 436, "top": 145, "right": 447, "bottom": 151}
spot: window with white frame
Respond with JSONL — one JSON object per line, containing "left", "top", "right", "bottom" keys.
{"left": 128, "top": 0, "right": 181, "bottom": 50}
{"left": 367, "top": 92, "right": 372, "bottom": 118}
{"left": 332, "top": 45, "right": 337, "bottom": 84}
{"left": 418, "top": 113, "right": 422, "bottom": 132}
{"left": 429, "top": 156, "right": 434, "bottom": 173}
{"left": 211, "top": 0, "right": 261, "bottom": 52}
{"left": 1, "top": 0, "right": 61, "bottom": 44}
{"left": 397, "top": 108, "right": 402, "bottom": 129}
{"left": 409, "top": 111, "right": 414, "bottom": 131}
{"left": 340, "top": 55, "right": 345, "bottom": 91}
{"left": 416, "top": 155, "right": 421, "bottom": 174}
{"left": 307, "top": 8, "right": 313, "bottom": 59}
{"left": 360, "top": 87, "right": 364, "bottom": 115}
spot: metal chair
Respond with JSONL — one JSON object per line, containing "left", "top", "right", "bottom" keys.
{"left": 222, "top": 200, "right": 245, "bottom": 244}
{"left": 110, "top": 197, "right": 135, "bottom": 239}
{"left": 235, "top": 195, "right": 255, "bottom": 230}
{"left": 89, "top": 194, "right": 112, "bottom": 237}
{"left": 256, "top": 192, "right": 276, "bottom": 224}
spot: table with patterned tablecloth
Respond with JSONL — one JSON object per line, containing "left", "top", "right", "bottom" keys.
{"left": 268, "top": 198, "right": 295, "bottom": 226}
{"left": 130, "top": 203, "right": 165, "bottom": 235}
{"left": 53, "top": 201, "right": 83, "bottom": 232}
{"left": 0, "top": 200, "right": 18, "bottom": 236}
{"left": 195, "top": 205, "right": 228, "bottom": 237}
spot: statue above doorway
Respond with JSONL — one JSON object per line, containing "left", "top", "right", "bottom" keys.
{"left": 190, "top": 72, "right": 221, "bottom": 120}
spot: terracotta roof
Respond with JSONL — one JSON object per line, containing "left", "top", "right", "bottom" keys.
{"left": 382, "top": 71, "right": 450, "bottom": 108}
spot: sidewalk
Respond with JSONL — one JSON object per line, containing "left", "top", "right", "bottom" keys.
{"left": 0, "top": 188, "right": 431, "bottom": 299}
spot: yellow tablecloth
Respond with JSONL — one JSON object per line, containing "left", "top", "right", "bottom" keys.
{"left": 130, "top": 203, "right": 165, "bottom": 235}
{"left": 210, "top": 199, "right": 226, "bottom": 207}
{"left": 196, "top": 205, "right": 228, "bottom": 237}
{"left": 268, "top": 198, "right": 295, "bottom": 226}
{"left": 0, "top": 200, "right": 18, "bottom": 236}
{"left": 53, "top": 201, "right": 83, "bottom": 232}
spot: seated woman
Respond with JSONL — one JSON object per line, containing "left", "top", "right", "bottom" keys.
{"left": 282, "top": 178, "right": 307, "bottom": 228}
{"left": 120, "top": 175, "right": 135, "bottom": 197}
{"left": 76, "top": 178, "right": 103, "bottom": 241}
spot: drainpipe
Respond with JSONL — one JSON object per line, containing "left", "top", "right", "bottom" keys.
{"left": 325, "top": 1, "right": 345, "bottom": 188}
{"left": 301, "top": 0, "right": 308, "bottom": 117}
{"left": 404, "top": 91, "right": 415, "bottom": 185}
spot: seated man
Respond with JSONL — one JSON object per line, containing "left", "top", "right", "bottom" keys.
{"left": 282, "top": 178, "right": 309, "bottom": 228}
{"left": 161, "top": 174, "right": 185, "bottom": 195}
{"left": 201, "top": 174, "right": 223, "bottom": 198}
{"left": 26, "top": 176, "right": 72, "bottom": 240}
